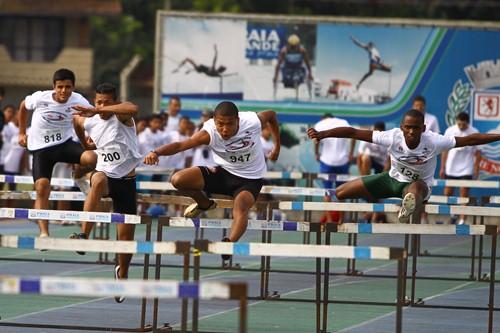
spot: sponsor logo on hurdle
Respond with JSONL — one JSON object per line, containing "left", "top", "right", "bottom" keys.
{"left": 28, "top": 210, "right": 51, "bottom": 219}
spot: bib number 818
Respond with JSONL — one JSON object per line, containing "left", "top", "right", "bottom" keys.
{"left": 229, "top": 154, "right": 250, "bottom": 163}
{"left": 44, "top": 133, "right": 62, "bottom": 143}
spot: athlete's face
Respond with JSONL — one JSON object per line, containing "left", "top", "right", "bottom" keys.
{"left": 412, "top": 100, "right": 426, "bottom": 114}
{"left": 168, "top": 99, "right": 181, "bottom": 117}
{"left": 214, "top": 114, "right": 239, "bottom": 140}
{"left": 94, "top": 93, "right": 116, "bottom": 120}
{"left": 456, "top": 119, "right": 469, "bottom": 131}
{"left": 53, "top": 79, "right": 74, "bottom": 103}
{"left": 401, "top": 115, "right": 425, "bottom": 149}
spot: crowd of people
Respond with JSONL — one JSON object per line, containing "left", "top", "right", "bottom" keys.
{"left": 0, "top": 68, "right": 498, "bottom": 304}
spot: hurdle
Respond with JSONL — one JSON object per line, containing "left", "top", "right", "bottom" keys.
{"left": 0, "top": 232, "right": 191, "bottom": 332}
{"left": 476, "top": 196, "right": 500, "bottom": 283}
{"left": 156, "top": 216, "right": 319, "bottom": 300}
{"left": 194, "top": 240, "right": 406, "bottom": 333}
{"left": 0, "top": 208, "right": 189, "bottom": 332}
{"left": 0, "top": 275, "right": 247, "bottom": 333}
{"left": 279, "top": 201, "right": 499, "bottom": 333}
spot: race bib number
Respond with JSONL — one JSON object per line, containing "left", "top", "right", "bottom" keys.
{"left": 399, "top": 165, "right": 420, "bottom": 181}
{"left": 41, "top": 129, "right": 64, "bottom": 144}
{"left": 97, "top": 146, "right": 123, "bottom": 167}
{"left": 228, "top": 153, "right": 251, "bottom": 163}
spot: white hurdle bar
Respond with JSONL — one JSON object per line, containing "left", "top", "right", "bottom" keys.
{"left": 0, "top": 235, "right": 182, "bottom": 255}
{"left": 279, "top": 201, "right": 500, "bottom": 217}
{"left": 0, "top": 275, "right": 248, "bottom": 333}
{"left": 168, "top": 217, "right": 311, "bottom": 232}
{"left": 195, "top": 239, "right": 406, "bottom": 333}
{"left": 0, "top": 207, "right": 141, "bottom": 224}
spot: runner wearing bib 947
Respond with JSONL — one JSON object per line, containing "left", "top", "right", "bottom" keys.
{"left": 18, "top": 69, "right": 96, "bottom": 238}
{"left": 144, "top": 101, "right": 281, "bottom": 259}
{"left": 307, "top": 109, "right": 500, "bottom": 223}
{"left": 71, "top": 83, "right": 140, "bottom": 303}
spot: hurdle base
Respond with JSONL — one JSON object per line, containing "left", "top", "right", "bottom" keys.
{"left": 479, "top": 273, "right": 490, "bottom": 281}
{"left": 265, "top": 291, "right": 281, "bottom": 300}
{"left": 0, "top": 322, "right": 154, "bottom": 332}
{"left": 348, "top": 270, "right": 363, "bottom": 276}
{"left": 222, "top": 262, "right": 241, "bottom": 270}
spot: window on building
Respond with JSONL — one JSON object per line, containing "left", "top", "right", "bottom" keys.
{"left": 0, "top": 17, "right": 63, "bottom": 61}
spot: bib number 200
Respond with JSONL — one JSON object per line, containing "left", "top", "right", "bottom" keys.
{"left": 101, "top": 152, "right": 121, "bottom": 163}
{"left": 44, "top": 133, "right": 62, "bottom": 143}
{"left": 229, "top": 154, "right": 250, "bottom": 163}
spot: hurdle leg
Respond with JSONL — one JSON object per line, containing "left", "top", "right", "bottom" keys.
{"left": 239, "top": 292, "right": 248, "bottom": 333}
{"left": 192, "top": 250, "right": 201, "bottom": 333}
{"left": 351, "top": 234, "right": 359, "bottom": 275}
{"left": 470, "top": 212, "right": 477, "bottom": 280}
{"left": 396, "top": 258, "right": 404, "bottom": 333}
{"left": 153, "top": 218, "right": 163, "bottom": 330}
{"left": 346, "top": 233, "right": 352, "bottom": 274}
{"left": 259, "top": 230, "right": 267, "bottom": 299}
{"left": 316, "top": 222, "right": 322, "bottom": 333}
{"left": 180, "top": 247, "right": 190, "bottom": 333}
{"left": 141, "top": 221, "right": 152, "bottom": 330}
{"left": 487, "top": 232, "right": 497, "bottom": 333}
{"left": 402, "top": 234, "right": 409, "bottom": 304}
{"left": 104, "top": 223, "right": 110, "bottom": 263}
{"left": 264, "top": 230, "right": 275, "bottom": 299}
{"left": 410, "top": 207, "right": 422, "bottom": 306}
{"left": 321, "top": 224, "right": 330, "bottom": 333}
{"left": 478, "top": 215, "right": 485, "bottom": 280}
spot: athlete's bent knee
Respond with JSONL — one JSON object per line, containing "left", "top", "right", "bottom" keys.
{"left": 170, "top": 172, "right": 186, "bottom": 189}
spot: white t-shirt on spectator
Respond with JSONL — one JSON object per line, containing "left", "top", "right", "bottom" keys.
{"left": 357, "top": 139, "right": 388, "bottom": 167}
{"left": 3, "top": 122, "right": 24, "bottom": 173}
{"left": 443, "top": 124, "right": 479, "bottom": 177}
{"left": 424, "top": 113, "right": 440, "bottom": 133}
{"left": 314, "top": 117, "right": 351, "bottom": 166}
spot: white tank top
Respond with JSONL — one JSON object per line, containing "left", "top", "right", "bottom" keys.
{"left": 84, "top": 114, "right": 142, "bottom": 178}
{"left": 202, "top": 112, "right": 266, "bottom": 179}
{"left": 25, "top": 90, "right": 92, "bottom": 151}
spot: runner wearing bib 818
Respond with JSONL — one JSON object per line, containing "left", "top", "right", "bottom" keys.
{"left": 144, "top": 101, "right": 281, "bottom": 257}
{"left": 307, "top": 109, "right": 500, "bottom": 223}
{"left": 18, "top": 69, "right": 96, "bottom": 237}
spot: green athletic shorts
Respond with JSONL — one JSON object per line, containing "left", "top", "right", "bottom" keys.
{"left": 361, "top": 172, "right": 411, "bottom": 199}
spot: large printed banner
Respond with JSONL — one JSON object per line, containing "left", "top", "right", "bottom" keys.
{"left": 157, "top": 14, "right": 500, "bottom": 178}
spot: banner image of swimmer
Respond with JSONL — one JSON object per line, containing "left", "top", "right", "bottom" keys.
{"left": 315, "top": 23, "right": 431, "bottom": 105}
{"left": 245, "top": 22, "right": 317, "bottom": 102}
{"left": 161, "top": 17, "right": 245, "bottom": 100}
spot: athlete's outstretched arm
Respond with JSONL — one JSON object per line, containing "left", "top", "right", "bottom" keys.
{"left": 455, "top": 133, "right": 500, "bottom": 148}
{"left": 350, "top": 35, "right": 366, "bottom": 49}
{"left": 18, "top": 100, "right": 29, "bottom": 147}
{"left": 144, "top": 130, "right": 210, "bottom": 165}
{"left": 73, "top": 102, "right": 138, "bottom": 117}
{"left": 73, "top": 115, "right": 96, "bottom": 150}
{"left": 308, "top": 126, "right": 373, "bottom": 143}
{"left": 258, "top": 110, "right": 281, "bottom": 161}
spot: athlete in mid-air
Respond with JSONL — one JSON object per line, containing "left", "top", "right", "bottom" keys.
{"left": 350, "top": 36, "right": 392, "bottom": 90}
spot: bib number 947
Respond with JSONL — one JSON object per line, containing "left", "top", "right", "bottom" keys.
{"left": 229, "top": 154, "right": 250, "bottom": 163}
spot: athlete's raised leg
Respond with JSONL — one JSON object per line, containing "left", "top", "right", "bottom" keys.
{"left": 336, "top": 178, "right": 373, "bottom": 200}
{"left": 171, "top": 167, "right": 213, "bottom": 210}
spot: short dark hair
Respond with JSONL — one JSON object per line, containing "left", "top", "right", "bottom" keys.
{"left": 413, "top": 95, "right": 426, "bottom": 105}
{"left": 53, "top": 68, "right": 75, "bottom": 85}
{"left": 403, "top": 109, "right": 425, "bottom": 124}
{"left": 374, "top": 121, "right": 385, "bottom": 131}
{"left": 180, "top": 115, "right": 190, "bottom": 122}
{"left": 456, "top": 112, "right": 470, "bottom": 123}
{"left": 169, "top": 96, "right": 181, "bottom": 103}
{"left": 2, "top": 104, "right": 16, "bottom": 112}
{"left": 95, "top": 83, "right": 117, "bottom": 100}
{"left": 149, "top": 114, "right": 162, "bottom": 121}
{"left": 214, "top": 101, "right": 239, "bottom": 117}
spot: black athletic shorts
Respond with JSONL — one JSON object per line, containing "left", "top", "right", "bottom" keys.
{"left": 445, "top": 174, "right": 473, "bottom": 180}
{"left": 90, "top": 172, "right": 137, "bottom": 215}
{"left": 31, "top": 139, "right": 83, "bottom": 181}
{"left": 199, "top": 166, "right": 264, "bottom": 201}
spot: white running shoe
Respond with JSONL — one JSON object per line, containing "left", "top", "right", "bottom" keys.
{"left": 398, "top": 193, "right": 416, "bottom": 224}
{"left": 183, "top": 200, "right": 217, "bottom": 218}
{"left": 74, "top": 176, "right": 90, "bottom": 195}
